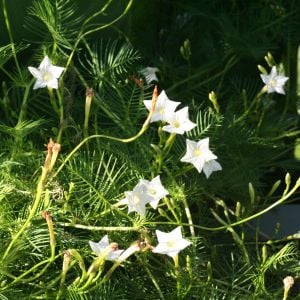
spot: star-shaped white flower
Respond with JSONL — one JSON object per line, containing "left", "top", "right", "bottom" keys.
{"left": 139, "top": 176, "right": 169, "bottom": 209}
{"left": 144, "top": 90, "right": 181, "bottom": 123}
{"left": 152, "top": 226, "right": 191, "bottom": 258}
{"left": 162, "top": 107, "right": 196, "bottom": 134}
{"left": 89, "top": 235, "right": 124, "bottom": 261}
{"left": 28, "top": 55, "right": 65, "bottom": 90}
{"left": 118, "top": 182, "right": 153, "bottom": 216}
{"left": 260, "top": 66, "right": 289, "bottom": 95}
{"left": 180, "top": 138, "right": 222, "bottom": 178}
{"left": 140, "top": 67, "right": 160, "bottom": 84}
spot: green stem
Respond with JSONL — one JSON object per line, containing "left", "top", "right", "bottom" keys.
{"left": 232, "top": 86, "right": 267, "bottom": 125}
{"left": 182, "top": 196, "right": 195, "bottom": 238}
{"left": 154, "top": 133, "right": 176, "bottom": 173}
{"left": 59, "top": 223, "right": 140, "bottom": 232}
{"left": 173, "top": 254, "right": 182, "bottom": 299}
{"left": 17, "top": 83, "right": 32, "bottom": 125}
{"left": 2, "top": 0, "right": 22, "bottom": 78}
{"left": 1, "top": 165, "right": 49, "bottom": 262}
{"left": 56, "top": 89, "right": 64, "bottom": 143}
{"left": 150, "top": 177, "right": 300, "bottom": 232}
{"left": 9, "top": 82, "right": 33, "bottom": 167}
{"left": 2, "top": 254, "right": 61, "bottom": 289}
{"left": 48, "top": 88, "right": 59, "bottom": 115}
{"left": 52, "top": 99, "right": 156, "bottom": 178}
{"left": 64, "top": 0, "right": 133, "bottom": 73}
{"left": 140, "top": 258, "right": 165, "bottom": 300}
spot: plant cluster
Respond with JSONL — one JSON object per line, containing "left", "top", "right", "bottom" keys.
{"left": 0, "top": 0, "right": 300, "bottom": 299}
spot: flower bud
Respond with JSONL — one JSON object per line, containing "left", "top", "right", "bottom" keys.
{"left": 208, "top": 91, "right": 220, "bottom": 114}
{"left": 257, "top": 64, "right": 268, "bottom": 75}
{"left": 180, "top": 38, "right": 192, "bottom": 61}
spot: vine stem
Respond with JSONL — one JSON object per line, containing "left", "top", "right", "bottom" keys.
{"left": 2, "top": 0, "right": 22, "bottom": 78}
{"left": 140, "top": 258, "right": 166, "bottom": 300}
{"left": 59, "top": 223, "right": 140, "bottom": 232}
{"left": 63, "top": 0, "right": 133, "bottom": 73}
{"left": 150, "top": 177, "right": 300, "bottom": 232}
{"left": 232, "top": 86, "right": 267, "bottom": 125}
{"left": 1, "top": 254, "right": 61, "bottom": 290}
{"left": 1, "top": 165, "right": 49, "bottom": 262}
{"left": 52, "top": 86, "right": 158, "bottom": 178}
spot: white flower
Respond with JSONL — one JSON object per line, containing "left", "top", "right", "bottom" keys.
{"left": 89, "top": 235, "right": 124, "bottom": 261}
{"left": 139, "top": 175, "right": 169, "bottom": 209}
{"left": 28, "top": 55, "right": 65, "bottom": 90}
{"left": 202, "top": 159, "right": 222, "bottom": 178}
{"left": 118, "top": 182, "right": 153, "bottom": 217}
{"left": 260, "top": 66, "right": 289, "bottom": 95}
{"left": 162, "top": 107, "right": 196, "bottom": 134}
{"left": 144, "top": 90, "right": 181, "bottom": 123}
{"left": 152, "top": 226, "right": 191, "bottom": 258}
{"left": 180, "top": 138, "right": 222, "bottom": 178}
{"left": 140, "top": 67, "right": 160, "bottom": 84}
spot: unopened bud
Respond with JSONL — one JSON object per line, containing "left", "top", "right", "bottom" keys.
{"left": 257, "top": 64, "right": 268, "bottom": 75}
{"left": 262, "top": 245, "right": 268, "bottom": 263}
{"left": 235, "top": 201, "right": 241, "bottom": 218}
{"left": 285, "top": 173, "right": 291, "bottom": 186}
{"left": 207, "top": 261, "right": 212, "bottom": 282}
{"left": 208, "top": 91, "right": 220, "bottom": 114}
{"left": 180, "top": 38, "right": 192, "bottom": 61}
{"left": 248, "top": 182, "right": 255, "bottom": 206}
{"left": 264, "top": 52, "right": 276, "bottom": 67}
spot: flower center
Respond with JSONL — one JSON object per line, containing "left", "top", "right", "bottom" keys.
{"left": 149, "top": 188, "right": 157, "bottom": 195}
{"left": 173, "top": 120, "right": 181, "bottom": 128}
{"left": 166, "top": 240, "right": 176, "bottom": 248}
{"left": 133, "top": 196, "right": 141, "bottom": 205}
{"left": 158, "top": 107, "right": 164, "bottom": 115}
{"left": 268, "top": 79, "right": 277, "bottom": 87}
{"left": 43, "top": 72, "right": 52, "bottom": 81}
{"left": 194, "top": 149, "right": 201, "bottom": 157}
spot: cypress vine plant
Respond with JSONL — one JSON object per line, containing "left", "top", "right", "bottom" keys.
{"left": 0, "top": 0, "right": 299, "bottom": 299}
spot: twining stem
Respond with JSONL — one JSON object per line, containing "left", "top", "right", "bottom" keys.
{"left": 155, "top": 133, "right": 177, "bottom": 173}
{"left": 9, "top": 83, "right": 33, "bottom": 166}
{"left": 140, "top": 258, "right": 165, "bottom": 300}
{"left": 48, "top": 88, "right": 59, "bottom": 115}
{"left": 2, "top": 254, "right": 61, "bottom": 289}
{"left": 52, "top": 86, "right": 158, "bottom": 178}
{"left": 232, "top": 86, "right": 267, "bottom": 125}
{"left": 48, "top": 88, "right": 64, "bottom": 143}
{"left": 173, "top": 254, "right": 182, "bottom": 299}
{"left": 17, "top": 83, "right": 33, "bottom": 125}
{"left": 2, "top": 0, "right": 22, "bottom": 78}
{"left": 56, "top": 89, "right": 64, "bottom": 143}
{"left": 1, "top": 165, "right": 49, "bottom": 262}
{"left": 59, "top": 223, "right": 140, "bottom": 232}
{"left": 64, "top": 0, "right": 133, "bottom": 73}
{"left": 151, "top": 177, "right": 300, "bottom": 232}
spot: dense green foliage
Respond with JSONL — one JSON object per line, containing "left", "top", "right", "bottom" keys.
{"left": 0, "top": 0, "right": 300, "bottom": 299}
